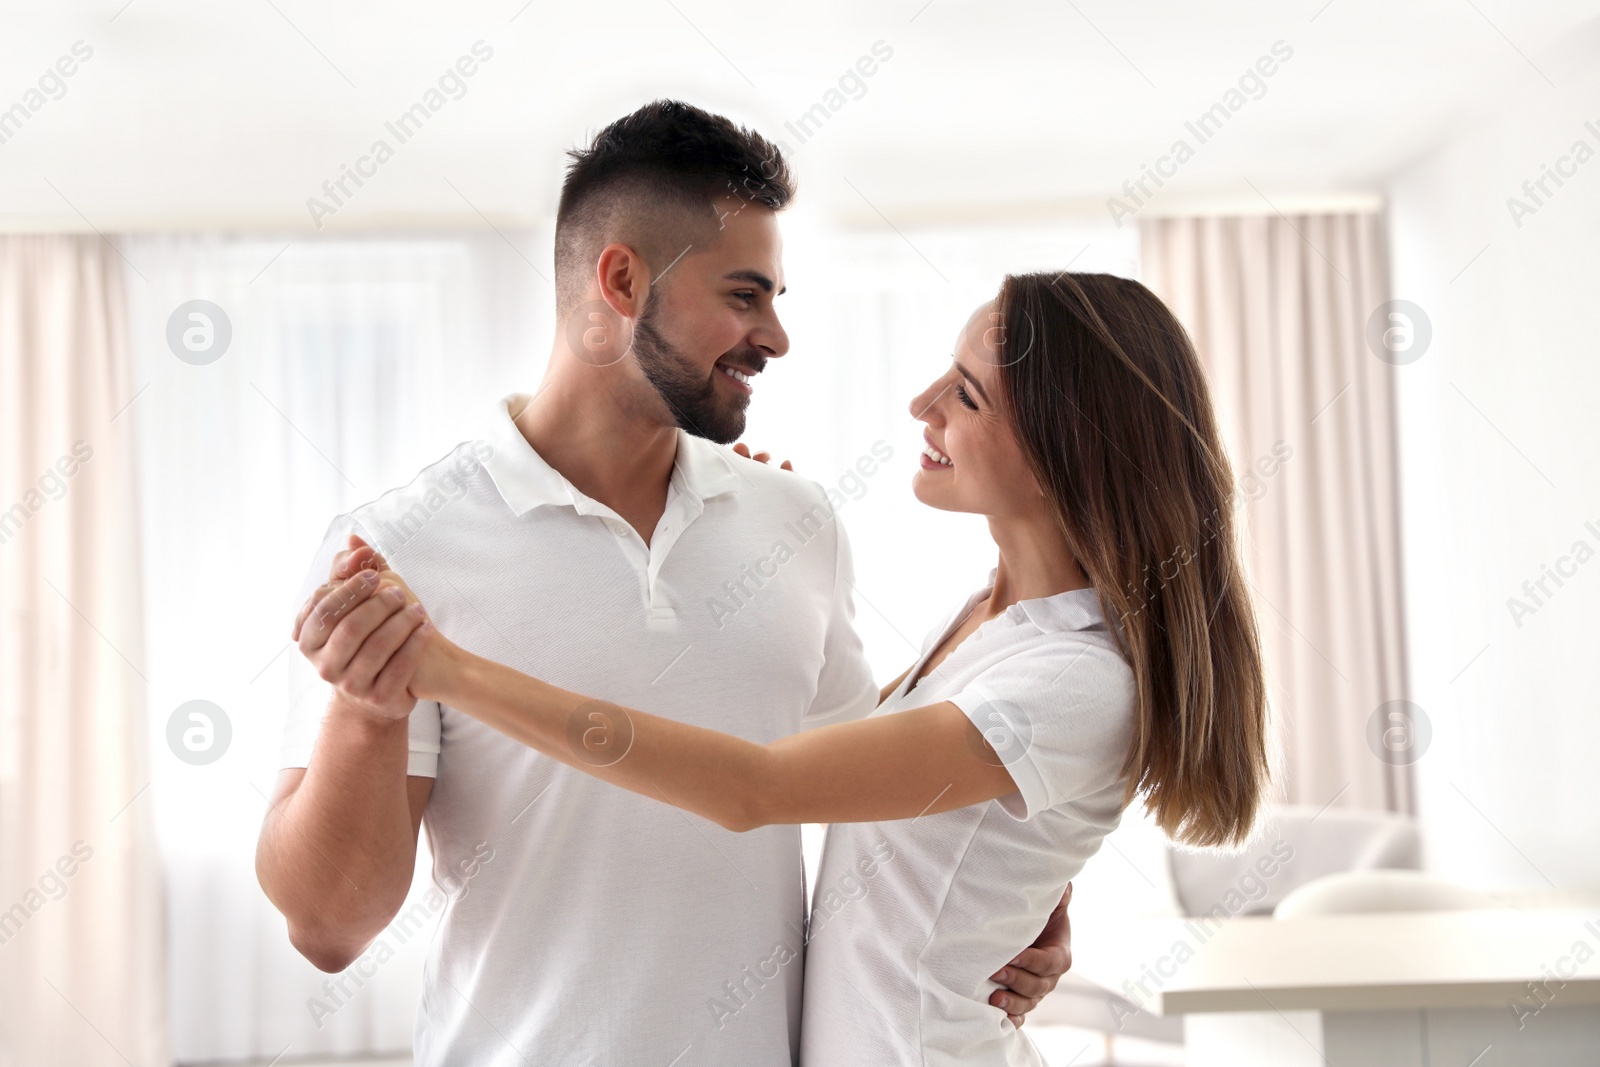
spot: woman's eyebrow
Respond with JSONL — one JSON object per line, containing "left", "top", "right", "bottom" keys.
{"left": 954, "top": 361, "right": 991, "bottom": 404}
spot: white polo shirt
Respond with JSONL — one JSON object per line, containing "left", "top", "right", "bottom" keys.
{"left": 280, "top": 395, "right": 878, "bottom": 1067}
{"left": 800, "top": 571, "right": 1137, "bottom": 1067}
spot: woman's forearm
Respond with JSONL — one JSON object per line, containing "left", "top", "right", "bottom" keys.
{"left": 429, "top": 642, "right": 775, "bottom": 831}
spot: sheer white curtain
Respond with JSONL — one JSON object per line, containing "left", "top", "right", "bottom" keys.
{"left": 123, "top": 231, "right": 551, "bottom": 1061}
{"left": 0, "top": 235, "right": 168, "bottom": 1067}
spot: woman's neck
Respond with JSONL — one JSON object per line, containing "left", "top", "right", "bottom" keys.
{"left": 983, "top": 512, "right": 1090, "bottom": 616}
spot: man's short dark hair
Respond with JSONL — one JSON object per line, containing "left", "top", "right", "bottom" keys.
{"left": 554, "top": 99, "right": 794, "bottom": 314}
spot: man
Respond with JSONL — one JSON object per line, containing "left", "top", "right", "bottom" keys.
{"left": 256, "top": 99, "right": 1070, "bottom": 1065}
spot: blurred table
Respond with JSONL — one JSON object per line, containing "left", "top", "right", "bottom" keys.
{"left": 1069, "top": 893, "right": 1600, "bottom": 1066}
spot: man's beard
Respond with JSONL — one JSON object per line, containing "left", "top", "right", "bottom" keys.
{"left": 631, "top": 297, "right": 752, "bottom": 444}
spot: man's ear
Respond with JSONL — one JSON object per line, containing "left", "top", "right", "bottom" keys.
{"left": 594, "top": 243, "right": 651, "bottom": 321}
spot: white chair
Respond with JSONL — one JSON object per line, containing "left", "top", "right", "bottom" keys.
{"left": 1273, "top": 869, "right": 1496, "bottom": 919}
{"left": 1033, "top": 804, "right": 1423, "bottom": 1062}
{"left": 1167, "top": 804, "right": 1421, "bottom": 918}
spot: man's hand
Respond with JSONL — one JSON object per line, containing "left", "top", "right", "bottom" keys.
{"left": 989, "top": 882, "right": 1072, "bottom": 1027}
{"left": 294, "top": 534, "right": 431, "bottom": 723}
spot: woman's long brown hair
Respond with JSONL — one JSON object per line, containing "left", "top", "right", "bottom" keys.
{"left": 995, "top": 272, "right": 1269, "bottom": 848}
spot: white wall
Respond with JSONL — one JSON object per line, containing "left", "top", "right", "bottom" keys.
{"left": 1387, "top": 39, "right": 1600, "bottom": 889}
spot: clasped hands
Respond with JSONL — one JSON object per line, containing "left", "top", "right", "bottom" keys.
{"left": 293, "top": 534, "right": 452, "bottom": 718}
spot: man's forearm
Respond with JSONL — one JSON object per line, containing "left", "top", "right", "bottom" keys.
{"left": 256, "top": 698, "right": 420, "bottom": 971}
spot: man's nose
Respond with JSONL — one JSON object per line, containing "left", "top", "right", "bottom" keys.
{"left": 752, "top": 315, "right": 789, "bottom": 359}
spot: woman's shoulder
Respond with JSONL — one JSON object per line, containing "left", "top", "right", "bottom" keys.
{"left": 952, "top": 623, "right": 1136, "bottom": 757}
{"left": 995, "top": 627, "right": 1136, "bottom": 711}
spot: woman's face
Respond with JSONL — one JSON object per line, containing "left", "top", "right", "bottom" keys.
{"left": 908, "top": 300, "right": 1045, "bottom": 517}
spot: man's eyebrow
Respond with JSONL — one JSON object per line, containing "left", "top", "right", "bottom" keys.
{"left": 954, "top": 361, "right": 991, "bottom": 405}
{"left": 724, "top": 269, "right": 785, "bottom": 296}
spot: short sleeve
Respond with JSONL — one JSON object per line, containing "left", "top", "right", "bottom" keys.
{"left": 278, "top": 514, "right": 443, "bottom": 777}
{"left": 947, "top": 639, "right": 1135, "bottom": 821}
{"left": 800, "top": 512, "right": 879, "bottom": 729}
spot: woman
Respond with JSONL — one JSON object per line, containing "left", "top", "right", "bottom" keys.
{"left": 308, "top": 271, "right": 1269, "bottom": 1065}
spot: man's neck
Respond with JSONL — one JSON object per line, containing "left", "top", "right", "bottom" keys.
{"left": 510, "top": 374, "right": 680, "bottom": 533}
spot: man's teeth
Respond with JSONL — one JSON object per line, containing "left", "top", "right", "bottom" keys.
{"left": 923, "top": 444, "right": 953, "bottom": 467}
{"left": 718, "top": 366, "right": 752, "bottom": 385}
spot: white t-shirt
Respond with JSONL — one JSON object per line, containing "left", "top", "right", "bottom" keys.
{"left": 801, "top": 571, "right": 1137, "bottom": 1067}
{"left": 280, "top": 395, "right": 878, "bottom": 1066}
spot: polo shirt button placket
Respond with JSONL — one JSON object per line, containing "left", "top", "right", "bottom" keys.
{"left": 646, "top": 576, "right": 676, "bottom": 624}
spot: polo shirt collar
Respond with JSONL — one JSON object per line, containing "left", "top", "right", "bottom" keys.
{"left": 983, "top": 566, "right": 1107, "bottom": 634}
{"left": 670, "top": 424, "right": 743, "bottom": 502}
{"left": 1020, "top": 591, "right": 1105, "bottom": 634}
{"left": 482, "top": 394, "right": 743, "bottom": 516}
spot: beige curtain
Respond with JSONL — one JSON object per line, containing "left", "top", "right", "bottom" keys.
{"left": 0, "top": 236, "right": 168, "bottom": 1065}
{"left": 1140, "top": 214, "right": 1412, "bottom": 814}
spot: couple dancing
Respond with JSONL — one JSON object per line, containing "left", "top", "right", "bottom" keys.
{"left": 257, "top": 99, "right": 1269, "bottom": 1066}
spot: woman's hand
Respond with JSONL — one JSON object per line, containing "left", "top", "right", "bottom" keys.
{"left": 989, "top": 882, "right": 1073, "bottom": 1026}
{"left": 295, "top": 534, "right": 456, "bottom": 711}
{"left": 732, "top": 441, "right": 793, "bottom": 471}
{"left": 369, "top": 569, "right": 457, "bottom": 703}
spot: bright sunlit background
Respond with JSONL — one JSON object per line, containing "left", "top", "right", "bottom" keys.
{"left": 3, "top": 2, "right": 1599, "bottom": 1065}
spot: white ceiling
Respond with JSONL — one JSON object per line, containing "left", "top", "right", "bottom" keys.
{"left": 2, "top": 0, "right": 1597, "bottom": 231}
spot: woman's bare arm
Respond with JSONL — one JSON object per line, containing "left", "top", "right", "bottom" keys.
{"left": 423, "top": 638, "right": 1016, "bottom": 831}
